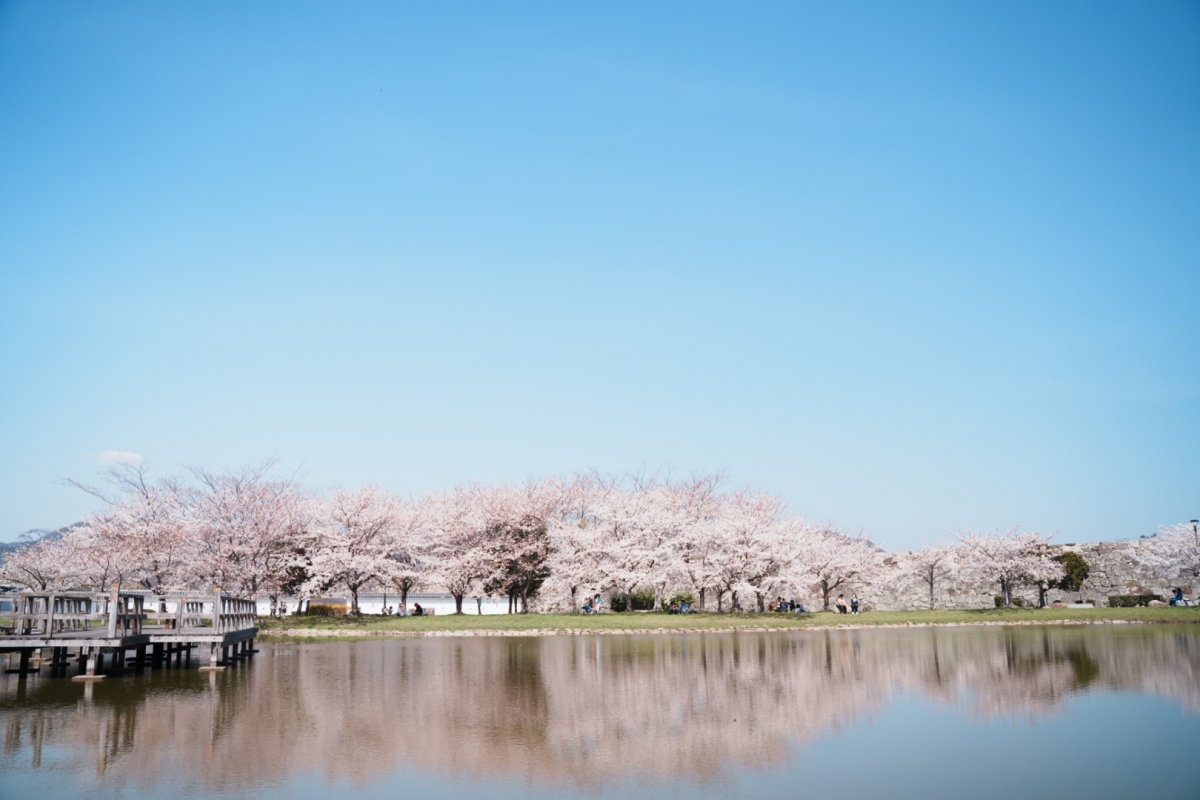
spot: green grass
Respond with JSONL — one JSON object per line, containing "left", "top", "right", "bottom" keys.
{"left": 257, "top": 606, "right": 1200, "bottom": 637}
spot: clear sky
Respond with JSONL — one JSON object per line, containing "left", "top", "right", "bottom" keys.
{"left": 1, "top": 1, "right": 1197, "bottom": 550}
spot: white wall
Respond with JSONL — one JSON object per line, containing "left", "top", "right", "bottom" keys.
{"left": 255, "top": 594, "right": 512, "bottom": 616}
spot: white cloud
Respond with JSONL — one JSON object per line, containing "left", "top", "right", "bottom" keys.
{"left": 97, "top": 450, "right": 145, "bottom": 466}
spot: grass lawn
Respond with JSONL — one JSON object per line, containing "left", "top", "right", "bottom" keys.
{"left": 257, "top": 606, "right": 1200, "bottom": 637}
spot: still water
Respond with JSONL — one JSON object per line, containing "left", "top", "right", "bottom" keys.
{"left": 2, "top": 626, "right": 1198, "bottom": 799}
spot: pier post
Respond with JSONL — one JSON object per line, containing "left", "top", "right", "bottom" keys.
{"left": 134, "top": 644, "right": 147, "bottom": 674}
{"left": 72, "top": 648, "right": 105, "bottom": 681}
{"left": 212, "top": 588, "right": 223, "bottom": 633}
{"left": 107, "top": 584, "right": 120, "bottom": 639}
{"left": 151, "top": 643, "right": 164, "bottom": 669}
{"left": 198, "top": 643, "right": 225, "bottom": 672}
{"left": 50, "top": 647, "right": 68, "bottom": 676}
{"left": 4, "top": 648, "right": 36, "bottom": 675}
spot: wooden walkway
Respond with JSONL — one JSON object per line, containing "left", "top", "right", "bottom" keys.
{"left": 0, "top": 588, "right": 258, "bottom": 679}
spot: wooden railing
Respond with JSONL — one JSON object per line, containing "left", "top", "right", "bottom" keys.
{"left": 0, "top": 588, "right": 258, "bottom": 638}
{"left": 0, "top": 587, "right": 144, "bottom": 638}
{"left": 141, "top": 596, "right": 210, "bottom": 631}
{"left": 213, "top": 592, "right": 258, "bottom": 634}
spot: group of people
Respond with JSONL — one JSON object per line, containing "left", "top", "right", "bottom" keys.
{"left": 771, "top": 597, "right": 806, "bottom": 613}
{"left": 378, "top": 603, "right": 425, "bottom": 616}
{"left": 580, "top": 594, "right": 605, "bottom": 614}
{"left": 834, "top": 593, "right": 861, "bottom": 614}
{"left": 667, "top": 600, "right": 693, "bottom": 614}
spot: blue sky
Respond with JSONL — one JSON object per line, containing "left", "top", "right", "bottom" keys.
{"left": 1, "top": 1, "right": 1197, "bottom": 549}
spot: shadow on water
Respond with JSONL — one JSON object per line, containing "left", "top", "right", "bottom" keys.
{"left": 1, "top": 625, "right": 1198, "bottom": 795}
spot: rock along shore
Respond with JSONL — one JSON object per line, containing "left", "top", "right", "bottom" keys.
{"left": 261, "top": 617, "right": 1199, "bottom": 640}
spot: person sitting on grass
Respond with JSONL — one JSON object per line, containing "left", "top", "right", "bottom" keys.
{"left": 412, "top": 602, "right": 424, "bottom": 617}
{"left": 593, "top": 594, "right": 603, "bottom": 613}
{"left": 850, "top": 594, "right": 860, "bottom": 614}
{"left": 1170, "top": 588, "right": 1184, "bottom": 607}
{"left": 835, "top": 594, "right": 848, "bottom": 614}
{"left": 581, "top": 598, "right": 594, "bottom": 614}
{"left": 668, "top": 601, "right": 680, "bottom": 614}
{"left": 679, "top": 601, "right": 691, "bottom": 614}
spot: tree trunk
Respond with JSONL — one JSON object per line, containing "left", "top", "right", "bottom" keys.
{"left": 570, "top": 586, "right": 578, "bottom": 612}
{"left": 756, "top": 592, "right": 765, "bottom": 613}
{"left": 401, "top": 587, "right": 409, "bottom": 612}
{"left": 699, "top": 587, "right": 707, "bottom": 612}
{"left": 731, "top": 590, "right": 739, "bottom": 612}
{"left": 928, "top": 580, "right": 935, "bottom": 610}
{"left": 453, "top": 594, "right": 464, "bottom": 614}
{"left": 626, "top": 587, "right": 634, "bottom": 612}
{"left": 520, "top": 592, "right": 528, "bottom": 614}
{"left": 653, "top": 586, "right": 662, "bottom": 612}
{"left": 350, "top": 587, "right": 360, "bottom": 616}
{"left": 821, "top": 581, "right": 831, "bottom": 611}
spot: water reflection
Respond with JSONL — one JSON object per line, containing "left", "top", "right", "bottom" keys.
{"left": 1, "top": 627, "right": 1198, "bottom": 793}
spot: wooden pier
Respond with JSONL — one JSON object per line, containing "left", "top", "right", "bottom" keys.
{"left": 0, "top": 587, "right": 258, "bottom": 679}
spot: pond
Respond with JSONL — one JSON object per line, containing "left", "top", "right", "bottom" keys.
{"left": 2, "top": 626, "right": 1198, "bottom": 799}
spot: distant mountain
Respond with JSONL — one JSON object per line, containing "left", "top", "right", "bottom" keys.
{"left": 1, "top": 522, "right": 85, "bottom": 553}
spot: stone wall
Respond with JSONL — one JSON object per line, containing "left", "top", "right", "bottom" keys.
{"left": 836, "top": 539, "right": 1192, "bottom": 612}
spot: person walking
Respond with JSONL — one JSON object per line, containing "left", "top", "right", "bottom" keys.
{"left": 476, "top": 595, "right": 484, "bottom": 615}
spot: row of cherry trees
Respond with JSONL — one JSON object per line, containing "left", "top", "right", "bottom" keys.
{"left": 3, "top": 464, "right": 1195, "bottom": 613}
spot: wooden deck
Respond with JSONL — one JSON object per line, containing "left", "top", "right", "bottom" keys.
{"left": 0, "top": 588, "right": 259, "bottom": 678}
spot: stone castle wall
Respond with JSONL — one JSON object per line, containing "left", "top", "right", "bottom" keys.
{"left": 838, "top": 539, "right": 1192, "bottom": 612}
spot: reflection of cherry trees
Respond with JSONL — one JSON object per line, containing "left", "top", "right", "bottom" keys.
{"left": 3, "top": 627, "right": 1198, "bottom": 792}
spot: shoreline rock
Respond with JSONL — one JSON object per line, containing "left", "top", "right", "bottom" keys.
{"left": 260, "top": 616, "right": 1199, "bottom": 640}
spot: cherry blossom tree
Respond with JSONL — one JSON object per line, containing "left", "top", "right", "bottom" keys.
{"left": 900, "top": 544, "right": 958, "bottom": 610}
{"left": 68, "top": 464, "right": 189, "bottom": 592}
{"left": 480, "top": 480, "right": 562, "bottom": 613}
{"left": 427, "top": 485, "right": 489, "bottom": 614}
{"left": 185, "top": 463, "right": 309, "bottom": 612}
{"left": 380, "top": 495, "right": 428, "bottom": 613}
{"left": 304, "top": 486, "right": 399, "bottom": 615}
{"left": 1145, "top": 521, "right": 1200, "bottom": 581}
{"left": 673, "top": 476, "right": 725, "bottom": 610}
{"left": 710, "top": 491, "right": 794, "bottom": 612}
{"left": 580, "top": 478, "right": 686, "bottom": 613}
{"left": 0, "top": 529, "right": 81, "bottom": 590}
{"left": 953, "top": 527, "right": 1063, "bottom": 607}
{"left": 795, "top": 528, "right": 881, "bottom": 611}
{"left": 543, "top": 476, "right": 612, "bottom": 611}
